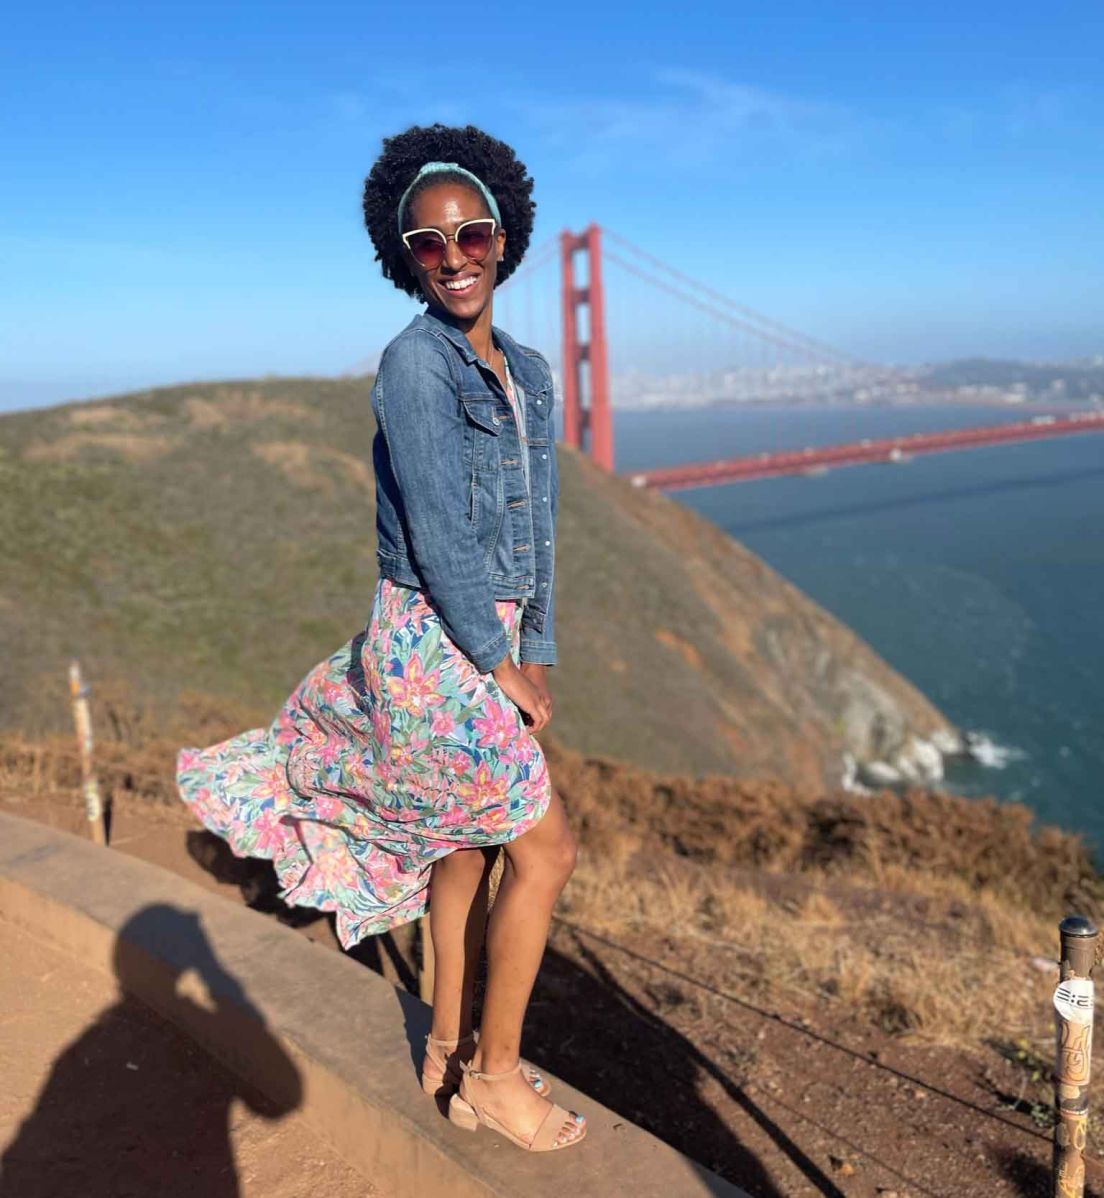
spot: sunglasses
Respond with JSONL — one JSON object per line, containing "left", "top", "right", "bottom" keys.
{"left": 401, "top": 218, "right": 498, "bottom": 270}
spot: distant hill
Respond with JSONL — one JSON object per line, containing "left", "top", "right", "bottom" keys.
{"left": 0, "top": 377, "right": 957, "bottom": 791}
{"left": 918, "top": 356, "right": 1104, "bottom": 400}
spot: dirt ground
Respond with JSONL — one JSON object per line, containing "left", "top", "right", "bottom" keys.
{"left": 0, "top": 917, "right": 377, "bottom": 1197}
{"left": 4, "top": 784, "right": 1104, "bottom": 1198}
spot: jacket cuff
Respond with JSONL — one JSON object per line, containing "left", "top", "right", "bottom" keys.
{"left": 519, "top": 636, "right": 558, "bottom": 667}
{"left": 470, "top": 629, "right": 512, "bottom": 675}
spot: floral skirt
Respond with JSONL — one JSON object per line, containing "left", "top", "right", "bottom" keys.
{"left": 175, "top": 577, "right": 552, "bottom": 950}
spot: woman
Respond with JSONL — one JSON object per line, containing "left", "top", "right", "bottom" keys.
{"left": 176, "top": 123, "right": 586, "bottom": 1154}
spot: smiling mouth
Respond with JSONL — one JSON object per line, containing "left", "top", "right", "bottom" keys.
{"left": 442, "top": 275, "right": 479, "bottom": 294}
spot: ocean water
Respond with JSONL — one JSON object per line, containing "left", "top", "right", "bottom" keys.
{"left": 608, "top": 405, "right": 1104, "bottom": 857}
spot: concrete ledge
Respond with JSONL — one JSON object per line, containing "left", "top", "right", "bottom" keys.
{"left": 0, "top": 812, "right": 745, "bottom": 1197}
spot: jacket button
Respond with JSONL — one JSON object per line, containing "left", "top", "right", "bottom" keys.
{"left": 542, "top": 495, "right": 548, "bottom": 502}
{"left": 541, "top": 582, "right": 548, "bottom": 588}
{"left": 544, "top": 539, "right": 551, "bottom": 546}
{"left": 536, "top": 398, "right": 542, "bottom": 405}
{"left": 492, "top": 416, "right": 501, "bottom": 425}
{"left": 541, "top": 452, "right": 547, "bottom": 459}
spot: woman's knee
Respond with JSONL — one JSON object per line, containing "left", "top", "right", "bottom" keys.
{"left": 503, "top": 789, "right": 577, "bottom": 889}
{"left": 433, "top": 846, "right": 488, "bottom": 883}
{"left": 554, "top": 824, "right": 579, "bottom": 884}
{"left": 516, "top": 824, "right": 577, "bottom": 891}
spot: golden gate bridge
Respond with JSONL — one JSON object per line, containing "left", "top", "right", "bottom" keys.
{"left": 495, "top": 224, "right": 1104, "bottom": 489}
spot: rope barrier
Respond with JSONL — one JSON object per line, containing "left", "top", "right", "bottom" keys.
{"left": 549, "top": 913, "right": 1055, "bottom": 1143}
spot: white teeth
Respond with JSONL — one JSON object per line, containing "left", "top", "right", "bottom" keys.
{"left": 444, "top": 276, "right": 477, "bottom": 291}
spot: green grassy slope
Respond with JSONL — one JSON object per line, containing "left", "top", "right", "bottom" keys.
{"left": 0, "top": 377, "right": 954, "bottom": 788}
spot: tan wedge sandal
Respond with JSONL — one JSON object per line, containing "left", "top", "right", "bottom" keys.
{"left": 448, "top": 1059, "right": 587, "bottom": 1152}
{"left": 421, "top": 1033, "right": 550, "bottom": 1098}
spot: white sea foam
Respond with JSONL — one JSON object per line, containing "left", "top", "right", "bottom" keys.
{"left": 963, "top": 730, "right": 1028, "bottom": 770}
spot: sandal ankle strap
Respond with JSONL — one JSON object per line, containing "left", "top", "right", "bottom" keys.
{"left": 426, "top": 1032, "right": 476, "bottom": 1049}
{"left": 460, "top": 1058, "right": 524, "bottom": 1083}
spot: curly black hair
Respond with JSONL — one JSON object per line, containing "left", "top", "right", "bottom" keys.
{"left": 362, "top": 123, "right": 536, "bottom": 300}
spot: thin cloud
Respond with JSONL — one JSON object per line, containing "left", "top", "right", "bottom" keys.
{"left": 514, "top": 70, "right": 864, "bottom": 173}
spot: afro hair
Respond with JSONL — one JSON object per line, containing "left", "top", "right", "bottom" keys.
{"left": 363, "top": 123, "right": 536, "bottom": 299}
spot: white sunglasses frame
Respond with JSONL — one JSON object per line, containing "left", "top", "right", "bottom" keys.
{"left": 401, "top": 218, "right": 499, "bottom": 268}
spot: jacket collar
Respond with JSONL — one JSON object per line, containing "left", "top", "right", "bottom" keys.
{"left": 410, "top": 306, "right": 548, "bottom": 393}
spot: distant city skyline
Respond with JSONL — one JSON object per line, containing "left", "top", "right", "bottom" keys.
{"left": 3, "top": 1, "right": 1102, "bottom": 411}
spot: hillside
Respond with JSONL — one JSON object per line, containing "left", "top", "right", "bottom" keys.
{"left": 0, "top": 376, "right": 957, "bottom": 790}
{"left": 918, "top": 356, "right": 1104, "bottom": 399}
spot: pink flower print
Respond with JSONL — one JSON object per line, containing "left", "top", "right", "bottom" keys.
{"left": 178, "top": 749, "right": 202, "bottom": 773}
{"left": 472, "top": 700, "right": 516, "bottom": 751}
{"left": 374, "top": 756, "right": 398, "bottom": 791}
{"left": 273, "top": 722, "right": 302, "bottom": 748}
{"left": 250, "top": 763, "right": 288, "bottom": 805}
{"left": 497, "top": 734, "right": 532, "bottom": 768}
{"left": 382, "top": 583, "right": 403, "bottom": 623}
{"left": 522, "top": 769, "right": 550, "bottom": 808}
{"left": 455, "top": 761, "right": 510, "bottom": 810}
{"left": 387, "top": 654, "right": 445, "bottom": 718}
{"left": 390, "top": 730, "right": 429, "bottom": 772}
{"left": 435, "top": 803, "right": 476, "bottom": 829}
{"left": 312, "top": 794, "right": 345, "bottom": 822}
{"left": 320, "top": 678, "right": 348, "bottom": 710}
{"left": 370, "top": 704, "right": 391, "bottom": 745}
{"left": 252, "top": 807, "right": 290, "bottom": 854}
{"left": 222, "top": 755, "right": 260, "bottom": 786}
{"left": 448, "top": 751, "right": 472, "bottom": 776}
{"left": 430, "top": 707, "right": 456, "bottom": 737}
{"left": 316, "top": 737, "right": 345, "bottom": 769}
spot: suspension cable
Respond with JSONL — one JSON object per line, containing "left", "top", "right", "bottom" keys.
{"left": 603, "top": 227, "right": 865, "bottom": 367}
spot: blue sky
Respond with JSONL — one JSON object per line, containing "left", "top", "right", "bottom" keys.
{"left": 3, "top": 1, "right": 1102, "bottom": 410}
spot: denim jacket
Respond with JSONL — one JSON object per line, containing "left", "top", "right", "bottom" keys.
{"left": 370, "top": 306, "right": 560, "bottom": 673}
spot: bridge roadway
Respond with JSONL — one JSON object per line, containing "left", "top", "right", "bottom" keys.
{"left": 627, "top": 410, "right": 1104, "bottom": 491}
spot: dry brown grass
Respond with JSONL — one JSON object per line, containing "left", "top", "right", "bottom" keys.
{"left": 561, "top": 846, "right": 1058, "bottom": 1054}
{"left": 252, "top": 441, "right": 374, "bottom": 495}
{"left": 543, "top": 736, "right": 1104, "bottom": 928}
{"left": 184, "top": 389, "right": 320, "bottom": 429}
{"left": 0, "top": 688, "right": 255, "bottom": 810}
{"left": 22, "top": 432, "right": 173, "bottom": 462}
{"left": 68, "top": 404, "right": 166, "bottom": 429}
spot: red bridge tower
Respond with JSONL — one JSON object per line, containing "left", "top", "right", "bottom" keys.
{"left": 560, "top": 224, "right": 614, "bottom": 471}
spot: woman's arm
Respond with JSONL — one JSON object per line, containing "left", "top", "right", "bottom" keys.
{"left": 373, "top": 331, "right": 511, "bottom": 674}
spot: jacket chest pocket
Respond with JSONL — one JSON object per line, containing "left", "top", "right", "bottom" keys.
{"left": 459, "top": 395, "right": 503, "bottom": 467}
{"left": 460, "top": 395, "right": 505, "bottom": 554}
{"left": 524, "top": 384, "right": 554, "bottom": 446}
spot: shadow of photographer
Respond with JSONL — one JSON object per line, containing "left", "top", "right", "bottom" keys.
{"left": 1, "top": 904, "right": 302, "bottom": 1198}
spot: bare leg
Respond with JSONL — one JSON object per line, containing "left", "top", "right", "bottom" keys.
{"left": 428, "top": 846, "right": 496, "bottom": 1041}
{"left": 469, "top": 790, "right": 585, "bottom": 1146}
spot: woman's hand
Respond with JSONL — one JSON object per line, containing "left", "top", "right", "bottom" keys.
{"left": 492, "top": 657, "right": 553, "bottom": 732}
{"left": 519, "top": 661, "right": 552, "bottom": 725}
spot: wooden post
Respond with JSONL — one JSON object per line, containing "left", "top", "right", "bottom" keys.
{"left": 1053, "top": 914, "right": 1098, "bottom": 1197}
{"left": 68, "top": 660, "right": 106, "bottom": 846}
{"left": 418, "top": 914, "right": 435, "bottom": 1003}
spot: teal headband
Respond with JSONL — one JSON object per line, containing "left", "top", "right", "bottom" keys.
{"left": 396, "top": 161, "right": 502, "bottom": 233}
